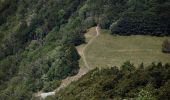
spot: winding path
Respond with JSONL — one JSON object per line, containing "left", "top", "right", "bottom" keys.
{"left": 35, "top": 26, "right": 100, "bottom": 99}
{"left": 82, "top": 26, "right": 100, "bottom": 69}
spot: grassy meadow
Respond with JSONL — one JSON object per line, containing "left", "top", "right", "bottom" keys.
{"left": 80, "top": 27, "right": 170, "bottom": 69}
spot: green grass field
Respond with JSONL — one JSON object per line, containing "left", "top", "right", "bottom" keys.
{"left": 82, "top": 27, "right": 170, "bottom": 69}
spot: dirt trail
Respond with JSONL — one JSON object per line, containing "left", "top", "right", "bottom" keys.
{"left": 36, "top": 68, "right": 89, "bottom": 99}
{"left": 35, "top": 26, "right": 100, "bottom": 99}
{"left": 82, "top": 26, "right": 100, "bottom": 69}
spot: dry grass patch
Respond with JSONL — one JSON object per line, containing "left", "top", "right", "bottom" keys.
{"left": 85, "top": 29, "right": 170, "bottom": 69}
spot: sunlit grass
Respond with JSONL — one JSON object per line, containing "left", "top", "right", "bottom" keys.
{"left": 85, "top": 28, "right": 170, "bottom": 69}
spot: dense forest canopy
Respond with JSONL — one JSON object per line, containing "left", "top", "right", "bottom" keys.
{"left": 0, "top": 0, "right": 169, "bottom": 99}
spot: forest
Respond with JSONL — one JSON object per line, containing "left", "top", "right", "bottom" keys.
{"left": 0, "top": 0, "right": 169, "bottom": 99}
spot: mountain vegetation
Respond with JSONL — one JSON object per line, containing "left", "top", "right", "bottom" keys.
{"left": 47, "top": 62, "right": 170, "bottom": 100}
{"left": 0, "top": 0, "right": 169, "bottom": 99}
{"left": 77, "top": 0, "right": 170, "bottom": 36}
{"left": 0, "top": 0, "right": 86, "bottom": 99}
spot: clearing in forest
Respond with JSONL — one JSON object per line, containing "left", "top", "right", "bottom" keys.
{"left": 84, "top": 29, "right": 170, "bottom": 69}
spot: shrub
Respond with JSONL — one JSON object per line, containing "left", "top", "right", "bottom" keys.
{"left": 121, "top": 61, "right": 135, "bottom": 72}
{"left": 83, "top": 17, "right": 96, "bottom": 29}
{"left": 162, "top": 39, "right": 170, "bottom": 53}
{"left": 43, "top": 80, "right": 61, "bottom": 92}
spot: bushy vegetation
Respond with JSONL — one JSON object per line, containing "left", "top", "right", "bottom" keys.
{"left": 43, "top": 80, "right": 61, "bottom": 92}
{"left": 111, "top": 12, "right": 170, "bottom": 36}
{"left": 162, "top": 39, "right": 170, "bottom": 53}
{"left": 49, "top": 62, "right": 170, "bottom": 100}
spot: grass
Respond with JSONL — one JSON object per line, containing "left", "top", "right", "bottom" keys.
{"left": 76, "top": 27, "right": 97, "bottom": 68}
{"left": 82, "top": 27, "right": 170, "bottom": 69}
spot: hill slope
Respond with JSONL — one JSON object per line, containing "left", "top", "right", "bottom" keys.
{"left": 0, "top": 0, "right": 87, "bottom": 99}
{"left": 0, "top": 0, "right": 170, "bottom": 99}
{"left": 46, "top": 62, "right": 170, "bottom": 100}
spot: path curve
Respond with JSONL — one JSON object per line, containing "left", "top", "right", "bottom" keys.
{"left": 82, "top": 26, "right": 100, "bottom": 69}
{"left": 35, "top": 26, "right": 100, "bottom": 99}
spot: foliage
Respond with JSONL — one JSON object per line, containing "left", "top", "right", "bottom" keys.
{"left": 162, "top": 39, "right": 170, "bottom": 53}
{"left": 77, "top": 0, "right": 170, "bottom": 36}
{"left": 134, "top": 89, "right": 156, "bottom": 100}
{"left": 0, "top": 77, "right": 32, "bottom": 100}
{"left": 47, "top": 45, "right": 80, "bottom": 80}
{"left": 110, "top": 12, "right": 170, "bottom": 36}
{"left": 121, "top": 61, "right": 135, "bottom": 72}
{"left": 49, "top": 62, "right": 170, "bottom": 100}
{"left": 43, "top": 80, "right": 61, "bottom": 92}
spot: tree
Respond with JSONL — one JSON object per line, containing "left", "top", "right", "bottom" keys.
{"left": 47, "top": 45, "right": 80, "bottom": 80}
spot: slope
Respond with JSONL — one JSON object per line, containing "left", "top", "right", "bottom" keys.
{"left": 36, "top": 26, "right": 100, "bottom": 99}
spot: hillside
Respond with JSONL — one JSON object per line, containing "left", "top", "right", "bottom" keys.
{"left": 0, "top": 0, "right": 170, "bottom": 100}
{"left": 0, "top": 0, "right": 86, "bottom": 99}
{"left": 45, "top": 25, "right": 170, "bottom": 100}
{"left": 47, "top": 62, "right": 170, "bottom": 100}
